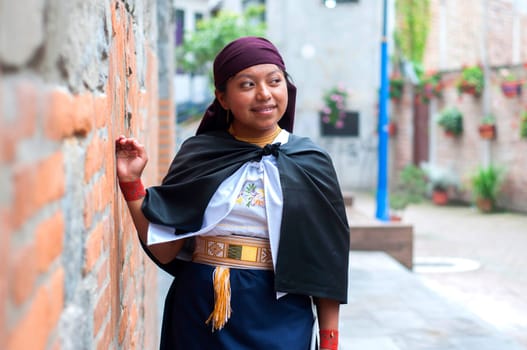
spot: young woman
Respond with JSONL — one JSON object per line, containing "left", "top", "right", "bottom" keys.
{"left": 116, "top": 36, "right": 349, "bottom": 350}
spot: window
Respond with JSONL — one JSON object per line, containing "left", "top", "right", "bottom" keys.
{"left": 322, "top": 0, "right": 359, "bottom": 8}
{"left": 242, "top": 0, "right": 266, "bottom": 21}
{"left": 194, "top": 12, "right": 203, "bottom": 29}
{"left": 175, "top": 9, "right": 184, "bottom": 46}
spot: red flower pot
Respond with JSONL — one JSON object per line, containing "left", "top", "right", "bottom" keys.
{"left": 458, "top": 82, "right": 479, "bottom": 96}
{"left": 432, "top": 190, "right": 448, "bottom": 205}
{"left": 478, "top": 124, "right": 496, "bottom": 139}
{"left": 500, "top": 81, "right": 522, "bottom": 98}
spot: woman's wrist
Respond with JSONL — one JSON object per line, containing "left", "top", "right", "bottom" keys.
{"left": 319, "top": 329, "right": 338, "bottom": 350}
{"left": 118, "top": 178, "right": 146, "bottom": 201}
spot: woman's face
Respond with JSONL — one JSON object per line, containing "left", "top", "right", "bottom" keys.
{"left": 216, "top": 64, "right": 288, "bottom": 138}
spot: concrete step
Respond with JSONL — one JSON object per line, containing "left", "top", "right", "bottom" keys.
{"left": 347, "top": 205, "right": 414, "bottom": 270}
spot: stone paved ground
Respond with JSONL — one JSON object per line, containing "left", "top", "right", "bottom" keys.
{"left": 352, "top": 191, "right": 527, "bottom": 348}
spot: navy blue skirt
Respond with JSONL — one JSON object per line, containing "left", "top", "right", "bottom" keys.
{"left": 160, "top": 261, "right": 314, "bottom": 350}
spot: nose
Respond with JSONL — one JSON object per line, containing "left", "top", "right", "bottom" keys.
{"left": 256, "top": 84, "right": 271, "bottom": 100}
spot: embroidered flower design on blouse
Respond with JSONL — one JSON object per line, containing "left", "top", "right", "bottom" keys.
{"left": 236, "top": 182, "right": 265, "bottom": 207}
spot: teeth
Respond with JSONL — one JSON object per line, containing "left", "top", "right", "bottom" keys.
{"left": 255, "top": 107, "right": 273, "bottom": 112}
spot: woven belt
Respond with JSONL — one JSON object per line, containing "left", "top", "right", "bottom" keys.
{"left": 193, "top": 235, "right": 273, "bottom": 270}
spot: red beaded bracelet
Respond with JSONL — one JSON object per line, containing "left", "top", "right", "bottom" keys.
{"left": 118, "top": 179, "right": 146, "bottom": 201}
{"left": 319, "top": 329, "right": 339, "bottom": 350}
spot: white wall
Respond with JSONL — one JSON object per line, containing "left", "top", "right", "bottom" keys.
{"left": 266, "top": 0, "right": 395, "bottom": 191}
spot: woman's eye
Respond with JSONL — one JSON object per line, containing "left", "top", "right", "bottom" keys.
{"left": 240, "top": 81, "right": 255, "bottom": 89}
{"left": 270, "top": 77, "right": 282, "bottom": 85}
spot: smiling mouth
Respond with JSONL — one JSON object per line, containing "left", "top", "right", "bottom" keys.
{"left": 251, "top": 105, "right": 275, "bottom": 113}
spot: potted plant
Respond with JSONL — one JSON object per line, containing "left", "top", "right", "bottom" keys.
{"left": 319, "top": 84, "right": 357, "bottom": 136}
{"left": 457, "top": 65, "right": 484, "bottom": 96}
{"left": 470, "top": 164, "right": 505, "bottom": 213}
{"left": 420, "top": 162, "right": 459, "bottom": 205}
{"left": 437, "top": 107, "right": 463, "bottom": 137}
{"left": 416, "top": 72, "right": 443, "bottom": 103}
{"left": 388, "top": 120, "right": 397, "bottom": 136}
{"left": 389, "top": 75, "right": 404, "bottom": 101}
{"left": 389, "top": 191, "right": 411, "bottom": 221}
{"left": 499, "top": 68, "right": 522, "bottom": 98}
{"left": 389, "top": 164, "right": 427, "bottom": 220}
{"left": 478, "top": 114, "right": 496, "bottom": 140}
{"left": 520, "top": 111, "right": 527, "bottom": 139}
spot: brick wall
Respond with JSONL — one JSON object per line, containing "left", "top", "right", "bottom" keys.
{"left": 0, "top": 1, "right": 175, "bottom": 349}
{"left": 391, "top": 0, "right": 527, "bottom": 212}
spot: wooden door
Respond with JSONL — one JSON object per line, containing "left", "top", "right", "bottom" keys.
{"left": 413, "top": 96, "right": 429, "bottom": 165}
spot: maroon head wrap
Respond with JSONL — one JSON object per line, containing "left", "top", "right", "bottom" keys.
{"left": 196, "top": 36, "right": 296, "bottom": 134}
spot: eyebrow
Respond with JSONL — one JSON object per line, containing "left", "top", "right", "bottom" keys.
{"left": 233, "top": 69, "right": 283, "bottom": 80}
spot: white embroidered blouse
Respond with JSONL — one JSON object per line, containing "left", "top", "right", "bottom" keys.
{"left": 147, "top": 129, "right": 289, "bottom": 271}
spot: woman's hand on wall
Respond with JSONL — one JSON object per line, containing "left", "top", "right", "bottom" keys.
{"left": 115, "top": 135, "right": 148, "bottom": 181}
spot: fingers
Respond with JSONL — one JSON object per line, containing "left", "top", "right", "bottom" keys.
{"left": 115, "top": 135, "right": 143, "bottom": 150}
{"left": 115, "top": 135, "right": 148, "bottom": 161}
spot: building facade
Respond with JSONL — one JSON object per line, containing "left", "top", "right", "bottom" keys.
{"left": 391, "top": 0, "right": 527, "bottom": 212}
{"left": 0, "top": 0, "right": 176, "bottom": 349}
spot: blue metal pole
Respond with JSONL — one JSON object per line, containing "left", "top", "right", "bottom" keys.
{"left": 375, "top": 0, "right": 390, "bottom": 221}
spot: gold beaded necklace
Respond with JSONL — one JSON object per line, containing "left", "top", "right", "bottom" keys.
{"left": 228, "top": 125, "right": 282, "bottom": 147}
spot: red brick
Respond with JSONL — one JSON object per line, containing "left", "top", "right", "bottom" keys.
{"left": 96, "top": 321, "right": 112, "bottom": 350}
{"left": 94, "top": 95, "right": 109, "bottom": 128}
{"left": 85, "top": 133, "right": 105, "bottom": 182}
{"left": 7, "top": 267, "right": 64, "bottom": 350}
{"left": 44, "top": 90, "right": 74, "bottom": 140}
{"left": 15, "top": 81, "right": 38, "bottom": 138}
{"left": 35, "top": 210, "right": 64, "bottom": 273}
{"left": 84, "top": 220, "right": 104, "bottom": 274}
{"left": 71, "top": 93, "right": 94, "bottom": 137}
{"left": 0, "top": 128, "right": 17, "bottom": 163}
{"left": 0, "top": 208, "right": 10, "bottom": 350}
{"left": 93, "top": 283, "right": 110, "bottom": 336}
{"left": 9, "top": 243, "right": 37, "bottom": 305}
{"left": 35, "top": 152, "right": 65, "bottom": 208}
{"left": 7, "top": 289, "right": 48, "bottom": 350}
{"left": 97, "top": 260, "right": 109, "bottom": 289}
{"left": 118, "top": 306, "right": 128, "bottom": 344}
{"left": 12, "top": 152, "right": 64, "bottom": 228}
{"left": 46, "top": 267, "right": 65, "bottom": 328}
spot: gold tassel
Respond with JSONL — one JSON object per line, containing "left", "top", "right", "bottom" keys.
{"left": 206, "top": 266, "right": 232, "bottom": 331}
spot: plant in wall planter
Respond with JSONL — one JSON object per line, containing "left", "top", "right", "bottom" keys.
{"left": 389, "top": 75, "right": 404, "bottom": 101}
{"left": 456, "top": 65, "right": 484, "bottom": 96}
{"left": 437, "top": 107, "right": 463, "bottom": 137}
{"left": 420, "top": 162, "right": 459, "bottom": 205}
{"left": 470, "top": 164, "right": 505, "bottom": 213}
{"left": 520, "top": 111, "right": 527, "bottom": 139}
{"left": 416, "top": 72, "right": 443, "bottom": 103}
{"left": 319, "top": 85, "right": 358, "bottom": 136}
{"left": 478, "top": 114, "right": 496, "bottom": 140}
{"left": 499, "top": 69, "right": 523, "bottom": 98}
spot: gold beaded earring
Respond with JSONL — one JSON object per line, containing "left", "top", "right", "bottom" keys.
{"left": 226, "top": 109, "right": 231, "bottom": 125}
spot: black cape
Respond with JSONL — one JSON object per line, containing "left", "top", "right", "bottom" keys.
{"left": 141, "top": 130, "right": 350, "bottom": 303}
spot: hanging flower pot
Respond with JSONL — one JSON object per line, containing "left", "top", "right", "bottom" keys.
{"left": 521, "top": 111, "right": 527, "bottom": 139}
{"left": 389, "top": 76, "right": 404, "bottom": 101}
{"left": 437, "top": 107, "right": 463, "bottom": 137}
{"left": 456, "top": 65, "right": 484, "bottom": 97}
{"left": 500, "top": 81, "right": 522, "bottom": 98}
{"left": 458, "top": 82, "right": 479, "bottom": 95}
{"left": 478, "top": 124, "right": 496, "bottom": 139}
{"left": 478, "top": 114, "right": 496, "bottom": 140}
{"left": 388, "top": 121, "right": 397, "bottom": 136}
{"left": 417, "top": 72, "right": 443, "bottom": 104}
